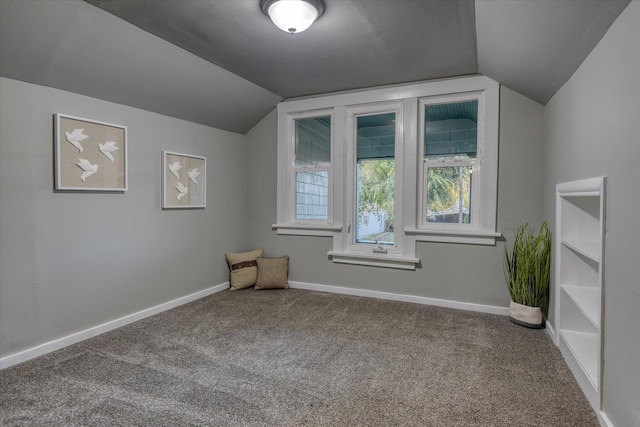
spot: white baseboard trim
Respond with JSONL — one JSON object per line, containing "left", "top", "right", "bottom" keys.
{"left": 545, "top": 320, "right": 556, "bottom": 343}
{"left": 598, "top": 411, "right": 614, "bottom": 427}
{"left": 289, "top": 281, "right": 509, "bottom": 315}
{"left": 0, "top": 282, "right": 229, "bottom": 370}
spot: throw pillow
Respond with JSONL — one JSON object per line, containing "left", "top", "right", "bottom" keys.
{"left": 225, "top": 248, "right": 263, "bottom": 290}
{"left": 255, "top": 256, "right": 289, "bottom": 290}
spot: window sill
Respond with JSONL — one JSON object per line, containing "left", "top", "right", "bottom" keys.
{"left": 327, "top": 251, "right": 420, "bottom": 270}
{"left": 272, "top": 223, "right": 341, "bottom": 237}
{"left": 404, "top": 228, "right": 502, "bottom": 245}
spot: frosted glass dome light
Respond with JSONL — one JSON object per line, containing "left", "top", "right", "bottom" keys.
{"left": 260, "top": 0, "right": 326, "bottom": 34}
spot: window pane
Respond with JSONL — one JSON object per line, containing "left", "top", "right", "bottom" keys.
{"left": 295, "top": 171, "right": 328, "bottom": 220}
{"left": 425, "top": 100, "right": 477, "bottom": 159}
{"left": 426, "top": 166, "right": 472, "bottom": 224}
{"left": 294, "top": 116, "right": 331, "bottom": 166}
{"left": 355, "top": 112, "right": 396, "bottom": 244}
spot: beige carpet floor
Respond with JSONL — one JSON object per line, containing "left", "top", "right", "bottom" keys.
{"left": 1, "top": 288, "right": 598, "bottom": 426}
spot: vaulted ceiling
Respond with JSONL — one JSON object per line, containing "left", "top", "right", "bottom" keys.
{"left": 0, "top": 0, "right": 631, "bottom": 134}
{"left": 85, "top": 0, "right": 479, "bottom": 99}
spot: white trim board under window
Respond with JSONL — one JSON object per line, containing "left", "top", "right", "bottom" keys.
{"left": 273, "top": 76, "right": 500, "bottom": 269}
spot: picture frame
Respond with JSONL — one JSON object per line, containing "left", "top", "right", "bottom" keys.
{"left": 54, "top": 113, "right": 128, "bottom": 191}
{"left": 162, "top": 151, "right": 206, "bottom": 209}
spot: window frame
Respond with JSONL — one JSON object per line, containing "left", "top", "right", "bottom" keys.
{"left": 289, "top": 110, "right": 333, "bottom": 225}
{"left": 407, "top": 86, "right": 500, "bottom": 245}
{"left": 276, "top": 108, "right": 339, "bottom": 234}
{"left": 273, "top": 76, "right": 501, "bottom": 265}
{"left": 418, "top": 92, "right": 483, "bottom": 232}
{"left": 345, "top": 101, "right": 404, "bottom": 257}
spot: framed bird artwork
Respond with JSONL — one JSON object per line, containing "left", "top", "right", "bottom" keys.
{"left": 162, "top": 151, "right": 206, "bottom": 209}
{"left": 54, "top": 113, "right": 128, "bottom": 191}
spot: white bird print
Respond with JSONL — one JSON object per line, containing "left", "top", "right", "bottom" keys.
{"left": 76, "top": 158, "right": 98, "bottom": 182}
{"left": 187, "top": 168, "right": 201, "bottom": 186}
{"left": 65, "top": 129, "right": 90, "bottom": 153}
{"left": 168, "top": 162, "right": 182, "bottom": 180}
{"left": 98, "top": 141, "right": 119, "bottom": 163}
{"left": 176, "top": 181, "right": 188, "bottom": 201}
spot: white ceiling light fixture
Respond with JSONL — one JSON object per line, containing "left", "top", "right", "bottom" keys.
{"left": 260, "top": 0, "right": 326, "bottom": 34}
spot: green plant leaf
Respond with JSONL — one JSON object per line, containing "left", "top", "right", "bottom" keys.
{"left": 504, "top": 222, "right": 551, "bottom": 307}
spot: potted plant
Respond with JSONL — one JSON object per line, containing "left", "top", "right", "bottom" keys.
{"left": 504, "top": 222, "right": 551, "bottom": 328}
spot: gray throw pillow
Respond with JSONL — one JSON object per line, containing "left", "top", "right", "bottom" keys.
{"left": 255, "top": 256, "right": 289, "bottom": 290}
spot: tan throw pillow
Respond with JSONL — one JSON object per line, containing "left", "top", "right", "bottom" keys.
{"left": 225, "top": 248, "right": 263, "bottom": 290}
{"left": 255, "top": 256, "right": 289, "bottom": 290}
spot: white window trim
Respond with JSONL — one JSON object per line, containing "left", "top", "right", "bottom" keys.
{"left": 274, "top": 108, "right": 335, "bottom": 232}
{"left": 290, "top": 109, "right": 333, "bottom": 225}
{"left": 404, "top": 228, "right": 502, "bottom": 245}
{"left": 273, "top": 223, "right": 342, "bottom": 236}
{"left": 274, "top": 76, "right": 500, "bottom": 267}
{"left": 327, "top": 250, "right": 420, "bottom": 270}
{"left": 331, "top": 98, "right": 419, "bottom": 269}
{"left": 419, "top": 92, "right": 482, "bottom": 230}
{"left": 410, "top": 85, "right": 499, "bottom": 245}
{"left": 344, "top": 101, "right": 405, "bottom": 257}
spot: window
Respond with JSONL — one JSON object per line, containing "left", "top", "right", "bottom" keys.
{"left": 292, "top": 115, "right": 331, "bottom": 223}
{"left": 357, "top": 158, "right": 395, "bottom": 243}
{"left": 274, "top": 76, "right": 500, "bottom": 267}
{"left": 274, "top": 109, "right": 340, "bottom": 235}
{"left": 420, "top": 96, "right": 479, "bottom": 228}
{"left": 415, "top": 91, "right": 499, "bottom": 244}
{"left": 345, "top": 103, "right": 404, "bottom": 257}
{"left": 425, "top": 164, "right": 472, "bottom": 224}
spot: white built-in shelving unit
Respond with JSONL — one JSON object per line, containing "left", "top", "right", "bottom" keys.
{"left": 555, "top": 176, "right": 606, "bottom": 411}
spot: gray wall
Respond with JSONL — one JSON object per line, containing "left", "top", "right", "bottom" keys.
{"left": 245, "top": 86, "right": 544, "bottom": 308}
{"left": 0, "top": 77, "right": 247, "bottom": 358}
{"left": 0, "top": 0, "right": 281, "bottom": 134}
{"left": 542, "top": 2, "right": 639, "bottom": 425}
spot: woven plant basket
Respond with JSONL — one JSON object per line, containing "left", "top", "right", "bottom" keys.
{"left": 509, "top": 300, "right": 543, "bottom": 328}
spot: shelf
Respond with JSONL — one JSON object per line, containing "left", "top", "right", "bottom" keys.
{"left": 558, "top": 191, "right": 600, "bottom": 197}
{"left": 561, "top": 285, "right": 600, "bottom": 328}
{"left": 561, "top": 239, "right": 600, "bottom": 263}
{"left": 555, "top": 176, "right": 605, "bottom": 413}
{"left": 559, "top": 330, "right": 599, "bottom": 389}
